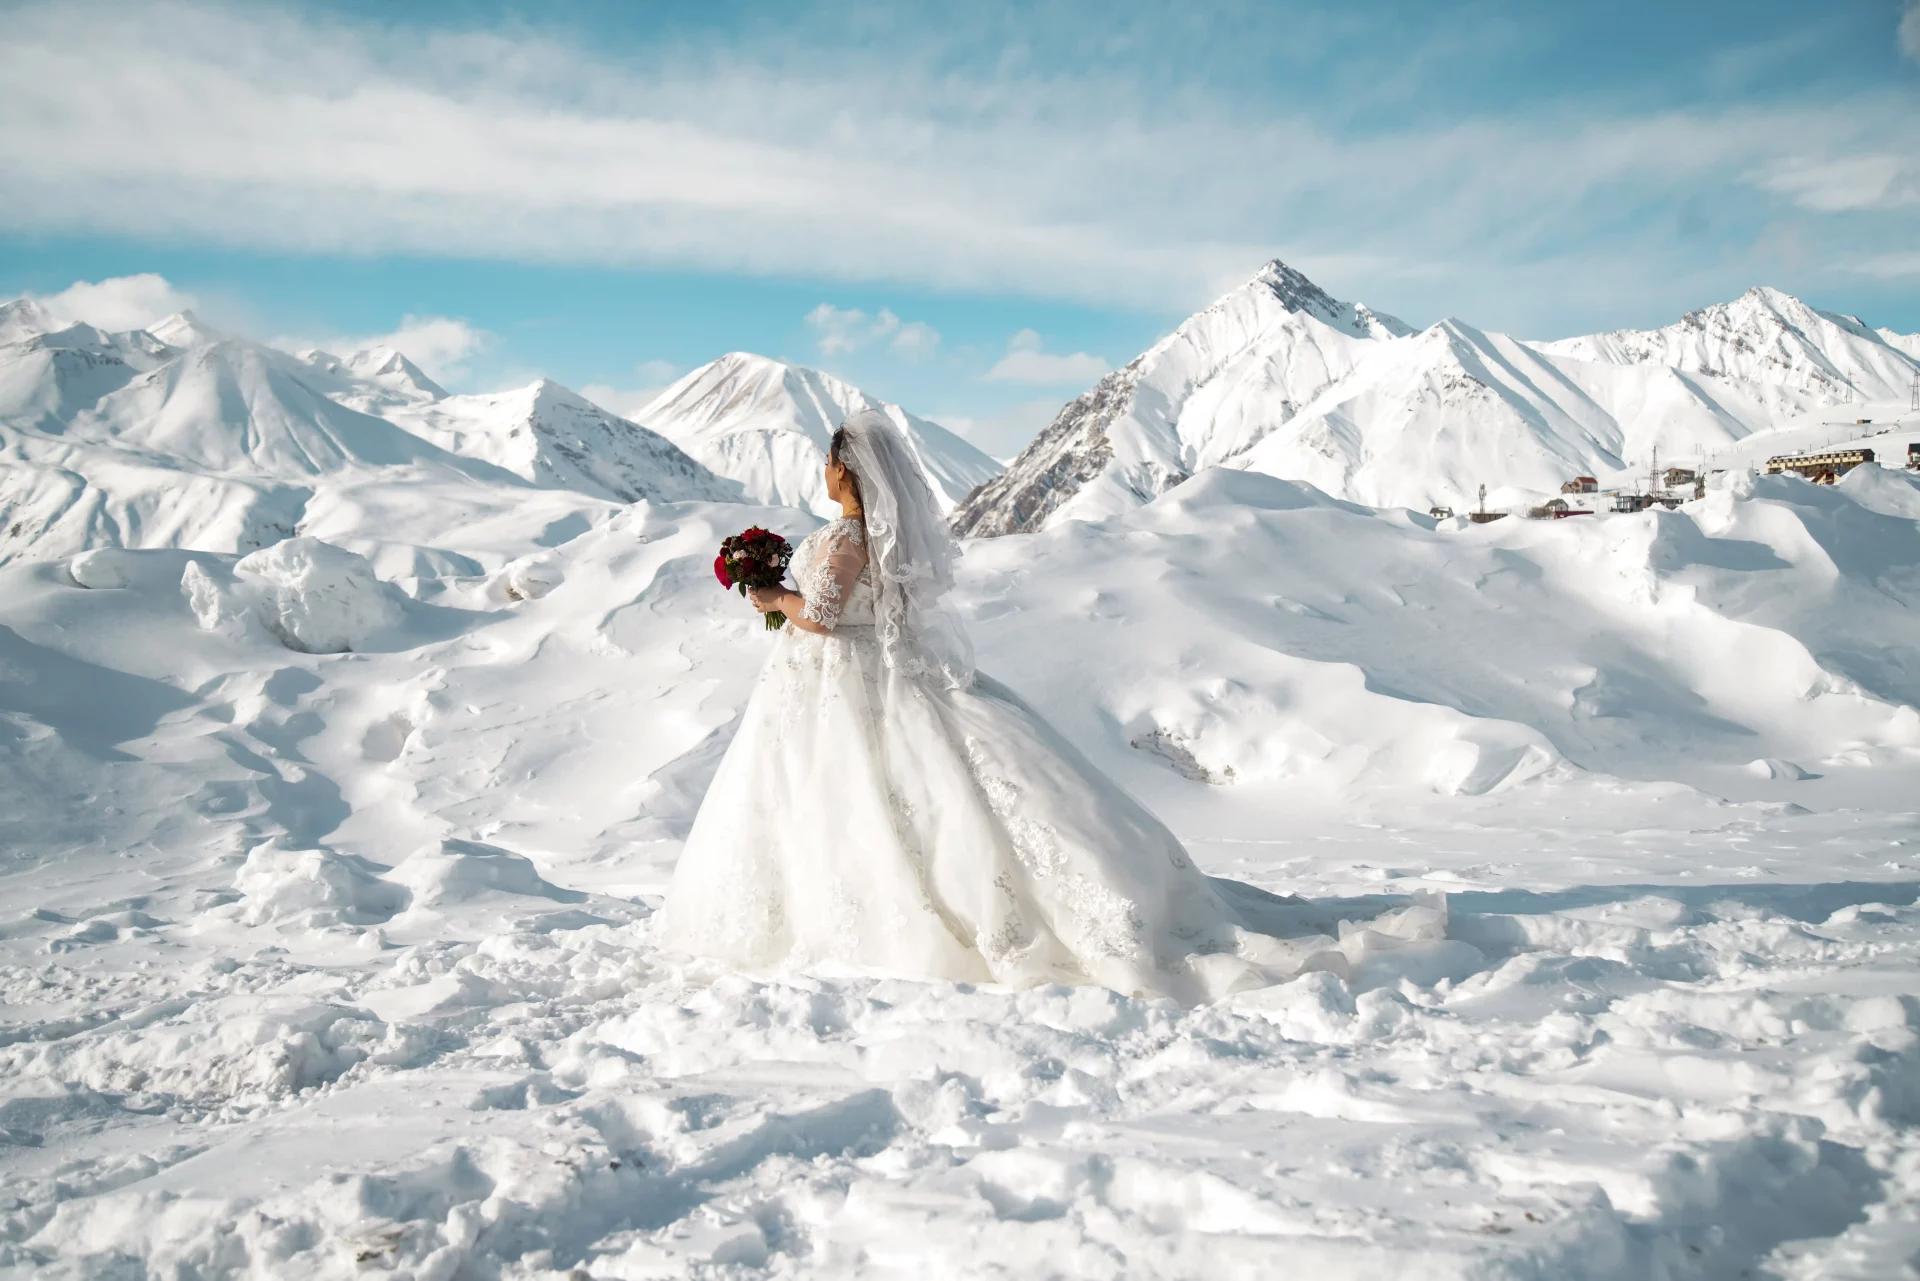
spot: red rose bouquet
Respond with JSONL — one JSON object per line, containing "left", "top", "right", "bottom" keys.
{"left": 714, "top": 526, "right": 795, "bottom": 631}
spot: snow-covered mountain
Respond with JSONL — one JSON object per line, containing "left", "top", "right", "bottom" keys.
{"left": 1537, "top": 287, "right": 1918, "bottom": 402}
{"left": 387, "top": 378, "right": 742, "bottom": 506}
{"left": 1876, "top": 325, "right": 1920, "bottom": 362}
{"left": 636, "top": 352, "right": 1001, "bottom": 517}
{"left": 953, "top": 262, "right": 1920, "bottom": 534}
{"left": 0, "top": 305, "right": 740, "bottom": 567}
{"left": 951, "top": 261, "right": 1411, "bottom": 536}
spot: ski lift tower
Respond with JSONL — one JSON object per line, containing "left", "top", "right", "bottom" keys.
{"left": 1910, "top": 369, "right": 1919, "bottom": 414}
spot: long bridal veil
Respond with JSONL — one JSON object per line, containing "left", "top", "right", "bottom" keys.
{"left": 830, "top": 409, "right": 975, "bottom": 689}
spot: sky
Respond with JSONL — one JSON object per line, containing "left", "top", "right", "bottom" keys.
{"left": 2, "top": 0, "right": 1918, "bottom": 455}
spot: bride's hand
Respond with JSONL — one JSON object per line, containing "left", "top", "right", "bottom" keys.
{"left": 747, "top": 586, "right": 794, "bottom": 613}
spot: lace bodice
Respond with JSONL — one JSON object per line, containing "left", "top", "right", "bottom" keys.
{"left": 792, "top": 517, "right": 874, "bottom": 630}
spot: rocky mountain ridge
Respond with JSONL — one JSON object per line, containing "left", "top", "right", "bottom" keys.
{"left": 953, "top": 262, "right": 1920, "bottom": 535}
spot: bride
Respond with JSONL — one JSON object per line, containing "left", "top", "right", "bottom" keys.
{"left": 659, "top": 410, "right": 1352, "bottom": 1001}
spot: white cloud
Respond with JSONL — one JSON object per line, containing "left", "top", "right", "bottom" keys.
{"left": 985, "top": 329, "right": 1109, "bottom": 385}
{"left": 32, "top": 272, "right": 195, "bottom": 331}
{"left": 1846, "top": 252, "right": 1920, "bottom": 279}
{"left": 805, "top": 304, "right": 940, "bottom": 358}
{"left": 582, "top": 360, "right": 683, "bottom": 421}
{"left": 0, "top": 2, "right": 1917, "bottom": 335}
{"left": 890, "top": 320, "right": 941, "bottom": 358}
{"left": 1757, "top": 153, "right": 1920, "bottom": 212}
{"left": 342, "top": 314, "right": 493, "bottom": 385}
{"left": 1902, "top": 1, "right": 1920, "bottom": 64}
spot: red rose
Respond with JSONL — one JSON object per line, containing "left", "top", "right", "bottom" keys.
{"left": 713, "top": 554, "right": 732, "bottom": 588}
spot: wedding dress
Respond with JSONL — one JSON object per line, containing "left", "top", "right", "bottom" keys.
{"left": 659, "top": 413, "right": 1360, "bottom": 1002}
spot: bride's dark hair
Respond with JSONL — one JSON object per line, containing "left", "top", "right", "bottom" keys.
{"left": 828, "top": 428, "right": 863, "bottom": 512}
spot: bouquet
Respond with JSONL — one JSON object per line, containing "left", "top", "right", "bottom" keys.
{"left": 714, "top": 526, "right": 794, "bottom": 631}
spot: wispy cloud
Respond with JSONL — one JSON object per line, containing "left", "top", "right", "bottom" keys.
{"left": 1902, "top": 0, "right": 1920, "bottom": 64}
{"left": 986, "top": 330, "right": 1109, "bottom": 385}
{"left": 0, "top": 2, "right": 1915, "bottom": 333}
{"left": 1847, "top": 252, "right": 1920, "bottom": 280}
{"left": 1757, "top": 154, "right": 1920, "bottom": 212}
{"left": 31, "top": 273, "right": 196, "bottom": 331}
{"left": 805, "top": 304, "right": 940, "bottom": 358}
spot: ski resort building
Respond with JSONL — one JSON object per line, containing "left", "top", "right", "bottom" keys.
{"left": 1765, "top": 448, "right": 1875, "bottom": 483}
{"left": 1561, "top": 476, "right": 1599, "bottom": 494}
{"left": 1528, "top": 498, "right": 1593, "bottom": 519}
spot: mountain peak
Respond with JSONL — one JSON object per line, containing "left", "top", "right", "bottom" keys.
{"left": 148, "top": 310, "right": 219, "bottom": 348}
{"left": 343, "top": 345, "right": 447, "bottom": 401}
{"left": 1249, "top": 259, "right": 1342, "bottom": 317}
{"left": 0, "top": 297, "right": 60, "bottom": 345}
{"left": 1237, "top": 259, "right": 1412, "bottom": 340}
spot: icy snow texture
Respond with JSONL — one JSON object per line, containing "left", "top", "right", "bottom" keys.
{"left": 4, "top": 461, "right": 1920, "bottom": 1275}
{"left": 952, "top": 261, "right": 1920, "bottom": 534}
{"left": 636, "top": 351, "right": 1002, "bottom": 516}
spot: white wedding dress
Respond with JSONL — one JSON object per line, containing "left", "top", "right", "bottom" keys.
{"left": 660, "top": 414, "right": 1364, "bottom": 1002}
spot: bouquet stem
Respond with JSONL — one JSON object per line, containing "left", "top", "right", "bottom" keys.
{"left": 764, "top": 610, "right": 787, "bottom": 631}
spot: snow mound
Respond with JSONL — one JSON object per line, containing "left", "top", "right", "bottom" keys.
{"left": 232, "top": 537, "right": 405, "bottom": 653}
{"left": 209, "top": 841, "right": 410, "bottom": 931}
{"left": 388, "top": 839, "right": 580, "bottom": 909}
{"left": 499, "top": 555, "right": 562, "bottom": 602}
{"left": 67, "top": 547, "right": 136, "bottom": 589}
{"left": 1747, "top": 757, "right": 1816, "bottom": 781}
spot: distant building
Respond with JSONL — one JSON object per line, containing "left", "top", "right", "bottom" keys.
{"left": 1663, "top": 467, "right": 1697, "bottom": 487}
{"left": 1908, "top": 443, "right": 1920, "bottom": 470}
{"left": 1561, "top": 476, "right": 1599, "bottom": 494}
{"left": 1765, "top": 448, "right": 1874, "bottom": 483}
{"left": 1429, "top": 505, "right": 1454, "bottom": 520}
{"left": 1468, "top": 511, "right": 1507, "bottom": 524}
{"left": 1612, "top": 493, "right": 1656, "bottom": 513}
{"left": 1527, "top": 498, "right": 1595, "bottom": 519}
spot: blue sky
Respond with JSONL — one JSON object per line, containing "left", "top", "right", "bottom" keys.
{"left": 2, "top": 0, "right": 1917, "bottom": 454}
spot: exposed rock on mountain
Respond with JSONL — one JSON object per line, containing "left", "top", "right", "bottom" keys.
{"left": 952, "top": 260, "right": 1405, "bottom": 536}
{"left": 953, "top": 263, "right": 1920, "bottom": 534}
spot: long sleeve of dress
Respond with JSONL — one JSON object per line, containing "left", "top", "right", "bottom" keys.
{"left": 796, "top": 525, "right": 868, "bottom": 630}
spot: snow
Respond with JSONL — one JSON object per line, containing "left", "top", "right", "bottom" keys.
{"left": 954, "top": 263, "right": 1920, "bottom": 534}
{"left": 637, "top": 352, "right": 1002, "bottom": 517}
{"left": 0, "top": 309, "right": 745, "bottom": 578}
{"left": 6, "top": 411, "right": 1920, "bottom": 1276}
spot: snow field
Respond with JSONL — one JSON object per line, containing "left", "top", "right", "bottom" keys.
{"left": 4, "top": 465, "right": 1920, "bottom": 1274}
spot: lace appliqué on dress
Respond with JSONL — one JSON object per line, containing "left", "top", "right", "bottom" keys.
{"left": 963, "top": 736, "right": 1149, "bottom": 965}
{"left": 795, "top": 519, "right": 870, "bottom": 631}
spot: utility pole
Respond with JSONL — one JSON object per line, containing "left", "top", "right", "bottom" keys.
{"left": 1910, "top": 370, "right": 1919, "bottom": 414}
